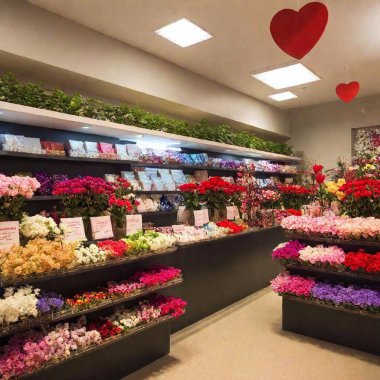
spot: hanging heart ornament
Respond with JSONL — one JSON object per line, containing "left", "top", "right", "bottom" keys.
{"left": 336, "top": 81, "right": 360, "bottom": 103}
{"left": 270, "top": 2, "right": 329, "bottom": 59}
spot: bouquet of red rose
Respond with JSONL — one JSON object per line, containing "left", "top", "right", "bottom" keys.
{"left": 278, "top": 184, "right": 314, "bottom": 210}
{"left": 178, "top": 183, "right": 203, "bottom": 210}
{"left": 108, "top": 178, "right": 138, "bottom": 228}
{"left": 338, "top": 178, "right": 380, "bottom": 217}
{"left": 53, "top": 176, "right": 114, "bottom": 219}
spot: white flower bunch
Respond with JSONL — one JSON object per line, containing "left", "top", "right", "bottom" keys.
{"left": 204, "top": 222, "right": 229, "bottom": 238}
{"left": 150, "top": 233, "right": 176, "bottom": 251}
{"left": 20, "top": 215, "right": 62, "bottom": 240}
{"left": 0, "top": 286, "right": 40, "bottom": 324}
{"left": 75, "top": 244, "right": 107, "bottom": 265}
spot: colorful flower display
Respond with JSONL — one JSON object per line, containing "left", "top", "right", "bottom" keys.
{"left": 338, "top": 179, "right": 380, "bottom": 218}
{"left": 0, "top": 175, "right": 40, "bottom": 220}
{"left": 271, "top": 273, "right": 380, "bottom": 313}
{"left": 0, "top": 239, "right": 76, "bottom": 277}
{"left": 298, "top": 245, "right": 345, "bottom": 265}
{"left": 74, "top": 244, "right": 107, "bottom": 265}
{"left": 97, "top": 240, "right": 128, "bottom": 258}
{"left": 344, "top": 251, "right": 380, "bottom": 273}
{"left": 272, "top": 240, "right": 305, "bottom": 260}
{"left": 281, "top": 215, "right": 380, "bottom": 241}
{"left": 277, "top": 184, "right": 314, "bottom": 210}
{"left": 216, "top": 220, "right": 246, "bottom": 234}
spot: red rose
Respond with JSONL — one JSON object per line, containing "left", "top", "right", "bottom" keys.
{"left": 315, "top": 174, "right": 325, "bottom": 184}
{"left": 313, "top": 164, "right": 324, "bottom": 174}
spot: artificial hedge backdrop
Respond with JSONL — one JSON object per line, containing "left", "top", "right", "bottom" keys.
{"left": 0, "top": 73, "right": 292, "bottom": 155}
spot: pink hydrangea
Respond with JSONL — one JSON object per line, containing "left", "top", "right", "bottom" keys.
{"left": 299, "top": 245, "right": 345, "bottom": 265}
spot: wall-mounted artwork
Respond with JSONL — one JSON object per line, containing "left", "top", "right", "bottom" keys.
{"left": 352, "top": 126, "right": 380, "bottom": 157}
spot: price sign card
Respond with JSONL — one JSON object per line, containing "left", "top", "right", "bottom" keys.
{"left": 0, "top": 221, "right": 19, "bottom": 250}
{"left": 177, "top": 206, "right": 187, "bottom": 224}
{"left": 172, "top": 224, "right": 185, "bottom": 233}
{"left": 226, "top": 206, "right": 239, "bottom": 220}
{"left": 126, "top": 214, "right": 143, "bottom": 235}
{"left": 61, "top": 217, "right": 86, "bottom": 242}
{"left": 202, "top": 208, "right": 209, "bottom": 224}
{"left": 90, "top": 216, "right": 113, "bottom": 240}
{"left": 194, "top": 209, "right": 209, "bottom": 226}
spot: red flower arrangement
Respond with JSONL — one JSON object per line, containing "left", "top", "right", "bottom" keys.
{"left": 66, "top": 291, "right": 108, "bottom": 308}
{"left": 313, "top": 164, "right": 324, "bottom": 174}
{"left": 339, "top": 179, "right": 380, "bottom": 217}
{"left": 97, "top": 240, "right": 128, "bottom": 258}
{"left": 216, "top": 220, "right": 245, "bottom": 234}
{"left": 344, "top": 251, "right": 380, "bottom": 273}
{"left": 89, "top": 320, "right": 122, "bottom": 338}
{"left": 53, "top": 176, "right": 114, "bottom": 218}
{"left": 277, "top": 184, "right": 314, "bottom": 210}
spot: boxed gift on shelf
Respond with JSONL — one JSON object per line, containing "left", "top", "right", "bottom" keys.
{"left": 0, "top": 134, "right": 45, "bottom": 154}
{"left": 41, "top": 141, "right": 66, "bottom": 156}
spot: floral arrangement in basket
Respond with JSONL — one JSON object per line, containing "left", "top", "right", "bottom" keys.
{"left": 0, "top": 175, "right": 40, "bottom": 220}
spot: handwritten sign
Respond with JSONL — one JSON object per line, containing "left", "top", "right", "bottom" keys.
{"left": 172, "top": 224, "right": 185, "bottom": 233}
{"left": 193, "top": 209, "right": 209, "bottom": 226}
{"left": 0, "top": 221, "right": 20, "bottom": 250}
{"left": 90, "top": 216, "right": 113, "bottom": 240}
{"left": 61, "top": 217, "right": 86, "bottom": 242}
{"left": 226, "top": 206, "right": 239, "bottom": 221}
{"left": 126, "top": 214, "right": 143, "bottom": 235}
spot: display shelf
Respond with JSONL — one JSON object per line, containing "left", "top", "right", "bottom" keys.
{"left": 285, "top": 233, "right": 380, "bottom": 250}
{"left": 0, "top": 101, "right": 300, "bottom": 162}
{"left": 283, "top": 294, "right": 380, "bottom": 319}
{"left": 0, "top": 150, "right": 297, "bottom": 176}
{"left": 0, "top": 247, "right": 178, "bottom": 287}
{"left": 17, "top": 315, "right": 174, "bottom": 380}
{"left": 0, "top": 278, "right": 182, "bottom": 338}
{"left": 285, "top": 263, "right": 380, "bottom": 284}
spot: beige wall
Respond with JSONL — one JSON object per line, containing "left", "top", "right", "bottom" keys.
{"left": 289, "top": 95, "right": 380, "bottom": 169}
{"left": 0, "top": 0, "right": 290, "bottom": 139}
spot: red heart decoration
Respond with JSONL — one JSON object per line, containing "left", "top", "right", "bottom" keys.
{"left": 270, "top": 2, "right": 328, "bottom": 59}
{"left": 336, "top": 81, "right": 360, "bottom": 103}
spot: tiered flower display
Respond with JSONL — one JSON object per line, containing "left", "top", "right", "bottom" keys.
{"left": 281, "top": 215, "right": 380, "bottom": 241}
{"left": 0, "top": 175, "right": 40, "bottom": 220}
{"left": 271, "top": 273, "right": 380, "bottom": 313}
{"left": 0, "top": 295, "right": 186, "bottom": 379}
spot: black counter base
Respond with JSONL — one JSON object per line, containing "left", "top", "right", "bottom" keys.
{"left": 282, "top": 297, "right": 380, "bottom": 356}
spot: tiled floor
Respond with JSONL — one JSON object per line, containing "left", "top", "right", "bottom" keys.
{"left": 124, "top": 288, "right": 380, "bottom": 380}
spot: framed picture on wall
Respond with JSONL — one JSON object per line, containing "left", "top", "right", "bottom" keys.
{"left": 351, "top": 126, "right": 380, "bottom": 157}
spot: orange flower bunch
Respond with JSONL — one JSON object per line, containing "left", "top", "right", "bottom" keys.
{"left": 1, "top": 238, "right": 76, "bottom": 277}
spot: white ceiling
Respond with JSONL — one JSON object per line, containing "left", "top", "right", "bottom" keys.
{"left": 27, "top": 0, "right": 380, "bottom": 110}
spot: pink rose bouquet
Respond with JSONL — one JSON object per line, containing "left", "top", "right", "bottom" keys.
{"left": 0, "top": 174, "right": 40, "bottom": 220}
{"left": 270, "top": 273, "right": 315, "bottom": 297}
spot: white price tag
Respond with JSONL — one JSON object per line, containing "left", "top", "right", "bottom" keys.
{"left": 226, "top": 206, "right": 239, "bottom": 220}
{"left": 172, "top": 224, "right": 185, "bottom": 233}
{"left": 90, "top": 216, "right": 113, "bottom": 240}
{"left": 0, "top": 221, "right": 19, "bottom": 250}
{"left": 61, "top": 217, "right": 86, "bottom": 242}
{"left": 126, "top": 214, "right": 143, "bottom": 235}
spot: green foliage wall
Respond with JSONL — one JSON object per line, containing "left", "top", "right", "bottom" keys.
{"left": 0, "top": 73, "right": 292, "bottom": 155}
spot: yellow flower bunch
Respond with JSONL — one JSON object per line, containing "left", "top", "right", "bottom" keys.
{"left": 364, "top": 163, "right": 376, "bottom": 170}
{"left": 325, "top": 178, "right": 346, "bottom": 200}
{"left": 0, "top": 238, "right": 77, "bottom": 277}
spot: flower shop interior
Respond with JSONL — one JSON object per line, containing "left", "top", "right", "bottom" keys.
{"left": 0, "top": 1, "right": 379, "bottom": 379}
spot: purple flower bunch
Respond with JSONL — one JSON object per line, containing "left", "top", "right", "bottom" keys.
{"left": 34, "top": 172, "right": 68, "bottom": 195}
{"left": 36, "top": 292, "right": 64, "bottom": 314}
{"left": 272, "top": 273, "right": 380, "bottom": 313}
{"left": 311, "top": 283, "right": 380, "bottom": 310}
{"left": 272, "top": 240, "right": 305, "bottom": 260}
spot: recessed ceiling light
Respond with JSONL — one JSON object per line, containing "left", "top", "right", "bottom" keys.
{"left": 252, "top": 63, "right": 320, "bottom": 89}
{"left": 268, "top": 92, "right": 298, "bottom": 101}
{"left": 82, "top": 125, "right": 91, "bottom": 129}
{"left": 155, "top": 18, "right": 213, "bottom": 47}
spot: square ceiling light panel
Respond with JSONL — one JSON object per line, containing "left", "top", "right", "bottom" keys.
{"left": 155, "top": 18, "right": 213, "bottom": 47}
{"left": 268, "top": 92, "right": 298, "bottom": 101}
{"left": 252, "top": 63, "right": 320, "bottom": 89}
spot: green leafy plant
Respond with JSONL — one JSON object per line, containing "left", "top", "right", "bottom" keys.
{"left": 0, "top": 72, "right": 292, "bottom": 155}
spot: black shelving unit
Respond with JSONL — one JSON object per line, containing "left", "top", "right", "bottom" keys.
{"left": 279, "top": 235, "right": 380, "bottom": 356}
